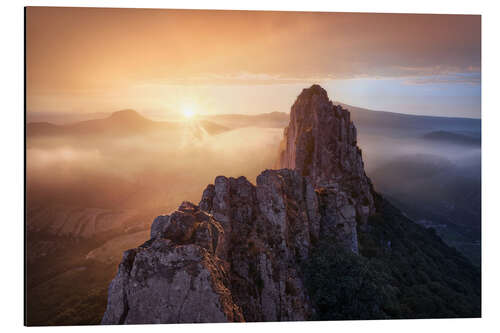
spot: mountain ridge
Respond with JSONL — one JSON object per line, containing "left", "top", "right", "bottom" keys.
{"left": 422, "top": 130, "right": 481, "bottom": 146}
{"left": 27, "top": 109, "right": 229, "bottom": 137}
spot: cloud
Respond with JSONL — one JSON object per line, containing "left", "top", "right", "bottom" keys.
{"left": 27, "top": 8, "right": 481, "bottom": 92}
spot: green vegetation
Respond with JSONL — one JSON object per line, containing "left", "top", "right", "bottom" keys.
{"left": 26, "top": 231, "right": 124, "bottom": 326}
{"left": 302, "top": 192, "right": 481, "bottom": 320}
{"left": 26, "top": 260, "right": 113, "bottom": 326}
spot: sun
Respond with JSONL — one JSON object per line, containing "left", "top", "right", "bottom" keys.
{"left": 183, "top": 110, "right": 194, "bottom": 118}
{"left": 182, "top": 106, "right": 196, "bottom": 119}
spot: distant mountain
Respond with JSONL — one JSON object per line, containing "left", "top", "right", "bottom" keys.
{"left": 27, "top": 109, "right": 229, "bottom": 137}
{"left": 29, "top": 105, "right": 481, "bottom": 139}
{"left": 27, "top": 111, "right": 111, "bottom": 125}
{"left": 336, "top": 102, "right": 481, "bottom": 138}
{"left": 422, "top": 130, "right": 481, "bottom": 146}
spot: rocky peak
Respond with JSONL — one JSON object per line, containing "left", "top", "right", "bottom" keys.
{"left": 277, "top": 84, "right": 375, "bottom": 224}
{"left": 279, "top": 84, "right": 360, "bottom": 182}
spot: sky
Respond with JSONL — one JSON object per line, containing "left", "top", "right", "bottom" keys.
{"left": 26, "top": 7, "right": 481, "bottom": 119}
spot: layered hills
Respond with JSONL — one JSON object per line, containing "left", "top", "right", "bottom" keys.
{"left": 27, "top": 109, "right": 229, "bottom": 137}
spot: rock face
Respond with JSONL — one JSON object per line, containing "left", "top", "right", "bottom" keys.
{"left": 277, "top": 85, "right": 375, "bottom": 221}
{"left": 277, "top": 85, "right": 375, "bottom": 251}
{"left": 102, "top": 201, "right": 244, "bottom": 324}
{"left": 198, "top": 171, "right": 318, "bottom": 322}
{"left": 102, "top": 84, "right": 377, "bottom": 324}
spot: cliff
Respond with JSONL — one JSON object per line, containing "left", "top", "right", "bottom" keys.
{"left": 277, "top": 84, "right": 375, "bottom": 225}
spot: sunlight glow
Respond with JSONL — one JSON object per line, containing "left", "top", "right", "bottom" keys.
{"left": 182, "top": 106, "right": 196, "bottom": 119}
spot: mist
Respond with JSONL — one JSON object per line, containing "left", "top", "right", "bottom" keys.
{"left": 27, "top": 124, "right": 282, "bottom": 211}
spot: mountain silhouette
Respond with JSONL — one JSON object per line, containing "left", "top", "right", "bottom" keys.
{"left": 27, "top": 109, "right": 229, "bottom": 137}
{"left": 422, "top": 130, "right": 481, "bottom": 146}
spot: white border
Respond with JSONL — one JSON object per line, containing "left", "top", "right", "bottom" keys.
{"left": 3, "top": 0, "right": 499, "bottom": 332}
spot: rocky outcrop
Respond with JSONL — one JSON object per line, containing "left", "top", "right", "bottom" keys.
{"left": 197, "top": 171, "right": 319, "bottom": 322}
{"left": 102, "top": 171, "right": 318, "bottom": 324}
{"left": 102, "top": 85, "right": 377, "bottom": 324}
{"left": 101, "top": 202, "right": 244, "bottom": 324}
{"left": 277, "top": 84, "right": 375, "bottom": 250}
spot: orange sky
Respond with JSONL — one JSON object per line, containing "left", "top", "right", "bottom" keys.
{"left": 26, "top": 7, "right": 481, "bottom": 118}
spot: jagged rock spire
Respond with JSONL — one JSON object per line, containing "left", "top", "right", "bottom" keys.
{"left": 277, "top": 84, "right": 375, "bottom": 224}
